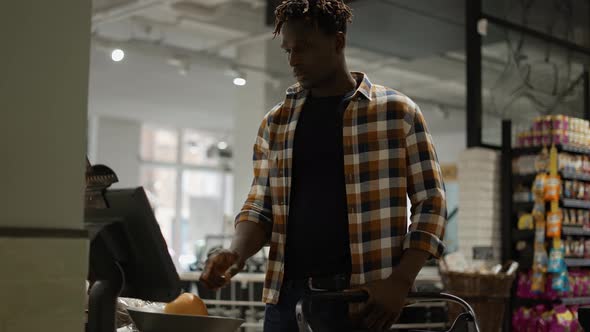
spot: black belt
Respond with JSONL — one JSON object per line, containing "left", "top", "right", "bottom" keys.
{"left": 284, "top": 273, "right": 351, "bottom": 292}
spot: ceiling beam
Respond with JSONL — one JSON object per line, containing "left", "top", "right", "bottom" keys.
{"left": 92, "top": 0, "right": 177, "bottom": 28}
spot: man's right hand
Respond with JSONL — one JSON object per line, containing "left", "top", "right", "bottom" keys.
{"left": 199, "top": 249, "right": 245, "bottom": 290}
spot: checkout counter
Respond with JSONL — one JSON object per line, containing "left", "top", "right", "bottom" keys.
{"left": 84, "top": 161, "right": 590, "bottom": 331}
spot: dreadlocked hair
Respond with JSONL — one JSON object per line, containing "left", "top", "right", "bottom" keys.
{"left": 273, "top": 0, "right": 353, "bottom": 37}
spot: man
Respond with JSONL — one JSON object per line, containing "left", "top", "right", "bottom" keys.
{"left": 200, "top": 0, "right": 446, "bottom": 331}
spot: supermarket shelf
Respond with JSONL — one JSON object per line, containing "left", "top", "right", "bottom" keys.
{"left": 181, "top": 272, "right": 266, "bottom": 283}
{"left": 560, "top": 144, "right": 590, "bottom": 155}
{"left": 562, "top": 297, "right": 590, "bottom": 305}
{"left": 512, "top": 144, "right": 590, "bottom": 156}
{"left": 512, "top": 146, "right": 544, "bottom": 156}
{"left": 512, "top": 199, "right": 590, "bottom": 210}
{"left": 562, "top": 199, "right": 590, "bottom": 209}
{"left": 204, "top": 299, "right": 265, "bottom": 307}
{"left": 516, "top": 297, "right": 590, "bottom": 306}
{"left": 565, "top": 258, "right": 590, "bottom": 267}
{"left": 515, "top": 297, "right": 556, "bottom": 306}
{"left": 562, "top": 171, "right": 590, "bottom": 182}
{"left": 512, "top": 171, "right": 590, "bottom": 183}
{"left": 563, "top": 226, "right": 590, "bottom": 236}
{"left": 512, "top": 227, "right": 590, "bottom": 241}
{"left": 241, "top": 323, "right": 264, "bottom": 328}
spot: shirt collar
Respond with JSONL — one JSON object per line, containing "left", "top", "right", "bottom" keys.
{"left": 286, "top": 72, "right": 373, "bottom": 101}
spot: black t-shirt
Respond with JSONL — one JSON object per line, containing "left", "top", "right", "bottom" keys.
{"left": 283, "top": 92, "right": 353, "bottom": 280}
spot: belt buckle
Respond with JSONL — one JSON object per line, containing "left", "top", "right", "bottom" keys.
{"left": 308, "top": 277, "right": 326, "bottom": 292}
{"left": 308, "top": 274, "right": 350, "bottom": 291}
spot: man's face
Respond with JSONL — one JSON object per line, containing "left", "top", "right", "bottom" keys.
{"left": 280, "top": 19, "right": 341, "bottom": 90}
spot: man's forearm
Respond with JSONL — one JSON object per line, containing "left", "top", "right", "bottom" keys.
{"left": 393, "top": 249, "right": 430, "bottom": 285}
{"left": 229, "top": 221, "right": 271, "bottom": 263}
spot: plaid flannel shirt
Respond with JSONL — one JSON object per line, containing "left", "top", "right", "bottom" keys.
{"left": 235, "top": 72, "right": 446, "bottom": 304}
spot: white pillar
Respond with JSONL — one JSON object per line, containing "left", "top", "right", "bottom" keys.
{"left": 232, "top": 44, "right": 270, "bottom": 216}
{"left": 0, "top": 1, "right": 91, "bottom": 331}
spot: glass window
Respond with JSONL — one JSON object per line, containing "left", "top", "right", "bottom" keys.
{"left": 138, "top": 124, "right": 234, "bottom": 271}
{"left": 182, "top": 129, "right": 227, "bottom": 167}
{"left": 140, "top": 126, "right": 179, "bottom": 162}
{"left": 140, "top": 166, "right": 177, "bottom": 251}
{"left": 180, "top": 170, "right": 224, "bottom": 257}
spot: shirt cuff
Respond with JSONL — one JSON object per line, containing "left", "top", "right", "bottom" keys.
{"left": 402, "top": 230, "right": 446, "bottom": 259}
{"left": 234, "top": 206, "right": 272, "bottom": 227}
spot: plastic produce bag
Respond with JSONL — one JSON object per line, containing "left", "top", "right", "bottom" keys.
{"left": 116, "top": 297, "right": 166, "bottom": 330}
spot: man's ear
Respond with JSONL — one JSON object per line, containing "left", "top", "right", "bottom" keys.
{"left": 335, "top": 31, "right": 346, "bottom": 53}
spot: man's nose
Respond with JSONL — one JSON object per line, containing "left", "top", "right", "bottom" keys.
{"left": 288, "top": 52, "right": 301, "bottom": 68}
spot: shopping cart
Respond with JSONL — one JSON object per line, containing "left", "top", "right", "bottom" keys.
{"left": 296, "top": 290, "right": 480, "bottom": 332}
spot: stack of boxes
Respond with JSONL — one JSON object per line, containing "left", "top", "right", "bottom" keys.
{"left": 516, "top": 115, "right": 590, "bottom": 148}
{"left": 457, "top": 148, "right": 502, "bottom": 265}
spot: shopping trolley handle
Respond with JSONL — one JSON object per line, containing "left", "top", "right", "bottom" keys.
{"left": 296, "top": 290, "right": 480, "bottom": 332}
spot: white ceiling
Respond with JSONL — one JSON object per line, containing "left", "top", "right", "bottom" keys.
{"left": 88, "top": 0, "right": 589, "bottom": 138}
{"left": 89, "top": 47, "right": 237, "bottom": 131}
{"left": 89, "top": 0, "right": 470, "bottom": 135}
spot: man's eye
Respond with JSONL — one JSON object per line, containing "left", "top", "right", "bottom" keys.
{"left": 284, "top": 49, "right": 291, "bottom": 54}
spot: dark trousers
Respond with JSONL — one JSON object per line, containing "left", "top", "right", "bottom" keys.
{"left": 263, "top": 278, "right": 353, "bottom": 332}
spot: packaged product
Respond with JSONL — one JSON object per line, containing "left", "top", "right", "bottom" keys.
{"left": 546, "top": 211, "right": 563, "bottom": 238}
{"left": 576, "top": 181, "right": 586, "bottom": 199}
{"left": 518, "top": 213, "right": 534, "bottom": 230}
{"left": 575, "top": 239, "right": 585, "bottom": 257}
{"left": 551, "top": 305, "right": 575, "bottom": 332}
{"left": 544, "top": 175, "right": 562, "bottom": 201}
{"left": 583, "top": 156, "right": 590, "bottom": 174}
{"left": 563, "top": 209, "right": 571, "bottom": 225}
{"left": 585, "top": 240, "right": 590, "bottom": 259}
{"left": 531, "top": 271, "right": 546, "bottom": 294}
{"left": 548, "top": 240, "right": 566, "bottom": 273}
{"left": 533, "top": 173, "right": 547, "bottom": 197}
{"left": 568, "top": 209, "right": 578, "bottom": 225}
{"left": 564, "top": 181, "right": 573, "bottom": 198}
{"left": 533, "top": 200, "right": 546, "bottom": 221}
{"left": 552, "top": 270, "right": 571, "bottom": 293}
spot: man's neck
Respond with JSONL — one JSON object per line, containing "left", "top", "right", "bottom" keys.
{"left": 309, "top": 68, "right": 357, "bottom": 98}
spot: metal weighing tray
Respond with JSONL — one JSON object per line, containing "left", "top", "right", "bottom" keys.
{"left": 127, "top": 307, "right": 245, "bottom": 332}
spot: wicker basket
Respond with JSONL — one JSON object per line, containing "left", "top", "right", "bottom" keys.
{"left": 440, "top": 267, "right": 517, "bottom": 332}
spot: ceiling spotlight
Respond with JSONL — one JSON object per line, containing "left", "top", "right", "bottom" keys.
{"left": 233, "top": 77, "right": 246, "bottom": 86}
{"left": 217, "top": 141, "right": 228, "bottom": 150}
{"left": 111, "top": 49, "right": 125, "bottom": 62}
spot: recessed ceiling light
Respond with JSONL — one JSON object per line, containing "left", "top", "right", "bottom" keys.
{"left": 217, "top": 141, "right": 228, "bottom": 150}
{"left": 111, "top": 49, "right": 125, "bottom": 62}
{"left": 233, "top": 77, "right": 246, "bottom": 86}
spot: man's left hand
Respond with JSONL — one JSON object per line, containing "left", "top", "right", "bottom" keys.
{"left": 356, "top": 270, "right": 414, "bottom": 331}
